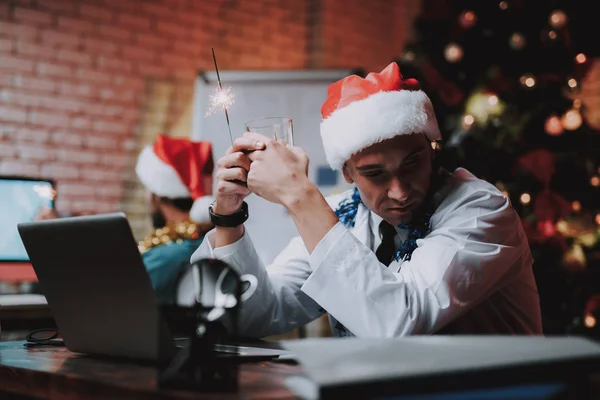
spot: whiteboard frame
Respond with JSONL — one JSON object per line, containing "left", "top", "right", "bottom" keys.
{"left": 192, "top": 69, "right": 355, "bottom": 141}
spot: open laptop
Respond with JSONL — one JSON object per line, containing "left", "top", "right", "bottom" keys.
{"left": 17, "top": 212, "right": 290, "bottom": 362}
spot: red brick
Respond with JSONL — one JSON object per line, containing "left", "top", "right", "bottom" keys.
{"left": 0, "top": 55, "right": 35, "bottom": 73}
{"left": 40, "top": 97, "right": 84, "bottom": 113}
{"left": 0, "top": 89, "right": 44, "bottom": 108}
{"left": 59, "top": 82, "right": 95, "bottom": 97}
{"left": 117, "top": 13, "right": 151, "bottom": 30}
{"left": 41, "top": 163, "right": 79, "bottom": 179}
{"left": 58, "top": 148, "right": 99, "bottom": 163}
{"left": 174, "top": 40, "right": 201, "bottom": 56}
{"left": 57, "top": 16, "right": 96, "bottom": 33}
{"left": 41, "top": 29, "right": 80, "bottom": 47}
{"left": 0, "top": 106, "right": 27, "bottom": 123}
{"left": 71, "top": 117, "right": 92, "bottom": 129}
{"left": 97, "top": 25, "right": 131, "bottom": 41}
{"left": 156, "top": 21, "right": 188, "bottom": 37}
{"left": 100, "top": 0, "right": 139, "bottom": 12}
{"left": 16, "top": 40, "right": 56, "bottom": 59}
{"left": 98, "top": 88, "right": 136, "bottom": 103}
{"left": 18, "top": 143, "right": 55, "bottom": 161}
{"left": 0, "top": 2, "right": 8, "bottom": 20}
{"left": 141, "top": 3, "right": 174, "bottom": 17}
{"left": 13, "top": 7, "right": 54, "bottom": 25}
{"left": 51, "top": 131, "right": 83, "bottom": 147}
{"left": 0, "top": 38, "right": 13, "bottom": 52}
{"left": 79, "top": 3, "right": 113, "bottom": 22}
{"left": 84, "top": 135, "right": 118, "bottom": 149}
{"left": 101, "top": 153, "right": 131, "bottom": 168}
{"left": 84, "top": 37, "right": 119, "bottom": 53}
{"left": 37, "top": 0, "right": 76, "bottom": 13}
{"left": 57, "top": 183, "right": 96, "bottom": 196}
{"left": 37, "top": 62, "right": 73, "bottom": 78}
{"left": 97, "top": 56, "right": 132, "bottom": 73}
{"left": 57, "top": 49, "right": 93, "bottom": 65}
{"left": 0, "top": 160, "right": 40, "bottom": 176}
{"left": 16, "top": 127, "right": 50, "bottom": 142}
{"left": 0, "top": 21, "right": 38, "bottom": 39}
{"left": 76, "top": 68, "right": 111, "bottom": 84}
{"left": 121, "top": 44, "right": 155, "bottom": 62}
{"left": 122, "top": 138, "right": 138, "bottom": 151}
{"left": 0, "top": 143, "right": 17, "bottom": 157}
{"left": 96, "top": 184, "right": 124, "bottom": 198}
{"left": 93, "top": 120, "right": 130, "bottom": 135}
{"left": 135, "top": 32, "right": 170, "bottom": 49}
{"left": 81, "top": 167, "right": 120, "bottom": 181}
{"left": 30, "top": 110, "right": 70, "bottom": 127}
{"left": 137, "top": 63, "right": 168, "bottom": 77}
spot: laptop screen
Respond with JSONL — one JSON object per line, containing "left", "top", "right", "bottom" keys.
{"left": 0, "top": 176, "right": 55, "bottom": 262}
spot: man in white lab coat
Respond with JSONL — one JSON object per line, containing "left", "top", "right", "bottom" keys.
{"left": 185, "top": 62, "right": 543, "bottom": 338}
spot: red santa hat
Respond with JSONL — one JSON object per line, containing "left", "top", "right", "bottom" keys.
{"left": 135, "top": 134, "right": 215, "bottom": 224}
{"left": 320, "top": 62, "right": 441, "bottom": 170}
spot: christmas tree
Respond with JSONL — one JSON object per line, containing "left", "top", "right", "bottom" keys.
{"left": 397, "top": 0, "right": 600, "bottom": 336}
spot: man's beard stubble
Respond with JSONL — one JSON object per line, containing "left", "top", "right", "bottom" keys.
{"left": 151, "top": 210, "right": 167, "bottom": 229}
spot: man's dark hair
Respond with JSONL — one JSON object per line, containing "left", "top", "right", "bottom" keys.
{"left": 159, "top": 197, "right": 195, "bottom": 212}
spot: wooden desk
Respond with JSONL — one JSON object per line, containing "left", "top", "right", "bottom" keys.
{"left": 0, "top": 341, "right": 303, "bottom": 399}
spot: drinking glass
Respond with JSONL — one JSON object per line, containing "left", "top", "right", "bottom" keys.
{"left": 244, "top": 117, "right": 294, "bottom": 147}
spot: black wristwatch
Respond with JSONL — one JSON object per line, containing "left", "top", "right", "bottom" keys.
{"left": 209, "top": 201, "right": 249, "bottom": 228}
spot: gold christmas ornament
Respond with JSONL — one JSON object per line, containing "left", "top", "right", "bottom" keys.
{"left": 138, "top": 220, "right": 201, "bottom": 253}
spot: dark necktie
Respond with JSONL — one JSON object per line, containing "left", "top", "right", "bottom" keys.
{"left": 375, "top": 221, "right": 397, "bottom": 266}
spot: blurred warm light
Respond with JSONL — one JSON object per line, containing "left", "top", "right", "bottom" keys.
{"left": 463, "top": 114, "right": 475, "bottom": 127}
{"left": 585, "top": 314, "right": 596, "bottom": 328}
{"left": 595, "top": 214, "right": 600, "bottom": 225}
{"left": 548, "top": 30, "right": 558, "bottom": 40}
{"left": 568, "top": 78, "right": 577, "bottom": 88}
{"left": 487, "top": 95, "right": 499, "bottom": 105}
{"left": 499, "top": 1, "right": 508, "bottom": 10}
{"left": 545, "top": 115, "right": 563, "bottom": 136}
{"left": 510, "top": 33, "right": 526, "bottom": 50}
{"left": 459, "top": 10, "right": 477, "bottom": 29}
{"left": 520, "top": 75, "right": 535, "bottom": 88}
{"left": 520, "top": 193, "right": 531, "bottom": 205}
{"left": 444, "top": 43, "right": 463, "bottom": 63}
{"left": 549, "top": 10, "right": 568, "bottom": 29}
{"left": 562, "top": 109, "right": 583, "bottom": 130}
{"left": 591, "top": 175, "right": 600, "bottom": 187}
{"left": 576, "top": 53, "right": 587, "bottom": 64}
{"left": 572, "top": 201, "right": 581, "bottom": 212}
{"left": 502, "top": 190, "right": 510, "bottom": 197}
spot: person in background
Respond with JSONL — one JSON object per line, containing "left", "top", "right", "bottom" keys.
{"left": 134, "top": 134, "right": 215, "bottom": 304}
{"left": 186, "top": 62, "right": 542, "bottom": 338}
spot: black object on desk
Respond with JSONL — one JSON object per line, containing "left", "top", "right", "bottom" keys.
{"left": 158, "top": 258, "right": 243, "bottom": 392}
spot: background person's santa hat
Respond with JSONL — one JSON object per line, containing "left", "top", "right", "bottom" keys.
{"left": 135, "top": 134, "right": 215, "bottom": 224}
{"left": 320, "top": 62, "right": 441, "bottom": 170}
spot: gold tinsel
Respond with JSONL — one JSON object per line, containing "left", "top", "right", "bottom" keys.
{"left": 138, "top": 220, "right": 200, "bottom": 254}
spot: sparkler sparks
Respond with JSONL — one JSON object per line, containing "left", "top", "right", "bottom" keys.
{"left": 206, "top": 86, "right": 234, "bottom": 116}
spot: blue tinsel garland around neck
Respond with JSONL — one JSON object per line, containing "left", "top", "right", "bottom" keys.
{"left": 334, "top": 187, "right": 433, "bottom": 262}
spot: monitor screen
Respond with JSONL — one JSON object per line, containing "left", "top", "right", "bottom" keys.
{"left": 0, "top": 177, "right": 55, "bottom": 262}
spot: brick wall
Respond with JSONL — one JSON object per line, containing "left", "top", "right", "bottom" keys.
{"left": 0, "top": 0, "right": 420, "bottom": 239}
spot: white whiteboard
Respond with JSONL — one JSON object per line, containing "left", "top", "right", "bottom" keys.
{"left": 192, "top": 70, "right": 353, "bottom": 265}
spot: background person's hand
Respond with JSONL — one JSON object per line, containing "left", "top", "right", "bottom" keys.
{"left": 34, "top": 207, "right": 59, "bottom": 221}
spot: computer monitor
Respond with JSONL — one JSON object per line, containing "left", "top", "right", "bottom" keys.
{"left": 0, "top": 176, "right": 55, "bottom": 262}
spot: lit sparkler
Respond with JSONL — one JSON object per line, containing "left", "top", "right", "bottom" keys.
{"left": 207, "top": 48, "right": 234, "bottom": 145}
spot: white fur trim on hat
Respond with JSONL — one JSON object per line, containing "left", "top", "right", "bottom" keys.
{"left": 189, "top": 195, "right": 214, "bottom": 224}
{"left": 135, "top": 146, "right": 190, "bottom": 198}
{"left": 320, "top": 90, "right": 441, "bottom": 170}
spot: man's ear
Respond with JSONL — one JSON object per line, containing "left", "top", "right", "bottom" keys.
{"left": 342, "top": 164, "right": 354, "bottom": 184}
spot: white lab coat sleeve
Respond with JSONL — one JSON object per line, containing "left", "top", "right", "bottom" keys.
{"left": 301, "top": 190, "right": 527, "bottom": 337}
{"left": 189, "top": 229, "right": 325, "bottom": 338}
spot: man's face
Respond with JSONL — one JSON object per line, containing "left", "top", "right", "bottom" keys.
{"left": 343, "top": 133, "right": 433, "bottom": 226}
